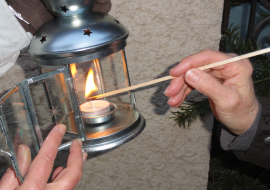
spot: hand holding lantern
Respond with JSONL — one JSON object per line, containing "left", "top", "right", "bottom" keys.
{"left": 0, "top": 124, "right": 87, "bottom": 189}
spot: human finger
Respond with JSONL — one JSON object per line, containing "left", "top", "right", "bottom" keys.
{"left": 0, "top": 167, "right": 19, "bottom": 189}
{"left": 164, "top": 75, "right": 185, "bottom": 97}
{"left": 47, "top": 139, "right": 86, "bottom": 189}
{"left": 0, "top": 145, "right": 31, "bottom": 189}
{"left": 170, "top": 49, "right": 232, "bottom": 77}
{"left": 51, "top": 167, "right": 65, "bottom": 182}
{"left": 170, "top": 87, "right": 192, "bottom": 108}
{"left": 17, "top": 145, "right": 31, "bottom": 177}
{"left": 168, "top": 84, "right": 189, "bottom": 107}
{"left": 184, "top": 68, "right": 232, "bottom": 107}
{"left": 22, "top": 124, "right": 66, "bottom": 189}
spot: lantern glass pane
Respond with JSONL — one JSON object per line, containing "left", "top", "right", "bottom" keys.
{"left": 27, "top": 72, "right": 80, "bottom": 141}
{"left": 0, "top": 85, "right": 38, "bottom": 168}
{"left": 30, "top": 80, "right": 76, "bottom": 136}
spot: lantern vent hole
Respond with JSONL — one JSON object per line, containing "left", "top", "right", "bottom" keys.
{"left": 60, "top": 6, "right": 69, "bottom": 13}
{"left": 40, "top": 36, "right": 46, "bottom": 43}
{"left": 83, "top": 29, "right": 93, "bottom": 36}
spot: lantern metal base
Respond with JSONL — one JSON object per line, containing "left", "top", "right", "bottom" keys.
{"left": 82, "top": 107, "right": 145, "bottom": 153}
{"left": 61, "top": 107, "right": 145, "bottom": 153}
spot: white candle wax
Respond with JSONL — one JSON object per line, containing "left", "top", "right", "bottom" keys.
{"left": 80, "top": 100, "right": 110, "bottom": 117}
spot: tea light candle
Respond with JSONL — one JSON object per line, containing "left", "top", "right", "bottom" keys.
{"left": 80, "top": 100, "right": 110, "bottom": 117}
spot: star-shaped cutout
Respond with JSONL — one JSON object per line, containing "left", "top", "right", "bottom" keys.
{"left": 83, "top": 28, "right": 93, "bottom": 36}
{"left": 40, "top": 36, "right": 46, "bottom": 43}
{"left": 51, "top": 91, "right": 67, "bottom": 105}
{"left": 114, "top": 19, "right": 120, "bottom": 24}
{"left": 49, "top": 105, "right": 62, "bottom": 118}
{"left": 58, "top": 96, "right": 66, "bottom": 105}
{"left": 60, "top": 6, "right": 69, "bottom": 13}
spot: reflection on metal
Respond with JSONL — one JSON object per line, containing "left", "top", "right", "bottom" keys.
{"left": 41, "top": 0, "right": 96, "bottom": 17}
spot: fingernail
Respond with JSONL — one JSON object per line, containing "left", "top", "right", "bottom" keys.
{"left": 17, "top": 145, "right": 25, "bottom": 158}
{"left": 83, "top": 152, "right": 88, "bottom": 162}
{"left": 185, "top": 69, "right": 200, "bottom": 85}
{"left": 164, "top": 86, "right": 170, "bottom": 94}
{"left": 170, "top": 67, "right": 176, "bottom": 72}
{"left": 77, "top": 139, "right": 82, "bottom": 147}
{"left": 58, "top": 124, "right": 66, "bottom": 135}
{"left": 168, "top": 97, "right": 173, "bottom": 103}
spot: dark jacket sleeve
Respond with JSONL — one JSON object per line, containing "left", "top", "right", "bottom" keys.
{"left": 234, "top": 96, "right": 270, "bottom": 170}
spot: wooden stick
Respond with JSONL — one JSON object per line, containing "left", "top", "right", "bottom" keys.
{"left": 90, "top": 47, "right": 270, "bottom": 99}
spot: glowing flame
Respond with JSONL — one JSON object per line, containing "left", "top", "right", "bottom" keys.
{"left": 70, "top": 64, "right": 77, "bottom": 77}
{"left": 85, "top": 68, "right": 98, "bottom": 98}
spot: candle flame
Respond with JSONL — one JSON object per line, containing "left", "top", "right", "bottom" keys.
{"left": 70, "top": 64, "right": 77, "bottom": 77}
{"left": 85, "top": 68, "right": 98, "bottom": 98}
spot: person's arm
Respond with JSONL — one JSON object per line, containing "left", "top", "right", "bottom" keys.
{"left": 220, "top": 101, "right": 261, "bottom": 152}
{"left": 0, "top": 124, "right": 88, "bottom": 189}
{"left": 233, "top": 96, "right": 270, "bottom": 169}
{"left": 164, "top": 49, "right": 270, "bottom": 169}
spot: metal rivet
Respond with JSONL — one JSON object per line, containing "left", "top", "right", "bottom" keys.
{"left": 263, "top": 137, "right": 270, "bottom": 146}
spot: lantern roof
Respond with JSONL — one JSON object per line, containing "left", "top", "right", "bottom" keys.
{"left": 28, "top": 12, "right": 129, "bottom": 66}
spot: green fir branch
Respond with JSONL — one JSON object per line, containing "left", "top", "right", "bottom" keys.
{"left": 170, "top": 98, "right": 210, "bottom": 128}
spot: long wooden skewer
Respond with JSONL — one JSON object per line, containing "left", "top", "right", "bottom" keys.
{"left": 90, "top": 47, "right": 270, "bottom": 99}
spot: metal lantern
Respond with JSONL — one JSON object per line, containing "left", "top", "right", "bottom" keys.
{"left": 0, "top": 0, "right": 145, "bottom": 183}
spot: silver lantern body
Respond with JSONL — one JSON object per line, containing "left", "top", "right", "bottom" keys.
{"left": 0, "top": 0, "right": 145, "bottom": 183}
{"left": 28, "top": 0, "right": 145, "bottom": 151}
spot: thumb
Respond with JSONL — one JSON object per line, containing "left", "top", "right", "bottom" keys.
{"left": 185, "top": 69, "right": 228, "bottom": 103}
{"left": 0, "top": 145, "right": 31, "bottom": 189}
{"left": 17, "top": 145, "right": 31, "bottom": 177}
